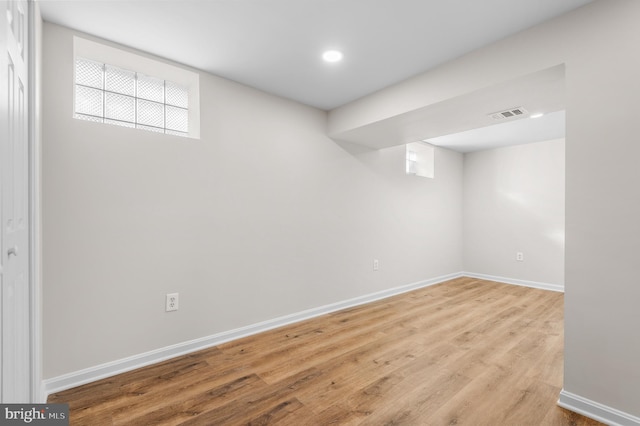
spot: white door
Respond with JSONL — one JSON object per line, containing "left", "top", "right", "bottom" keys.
{"left": 0, "top": 0, "right": 31, "bottom": 402}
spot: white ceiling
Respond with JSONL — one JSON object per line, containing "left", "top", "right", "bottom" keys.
{"left": 39, "top": 0, "right": 586, "bottom": 151}
{"left": 39, "top": 0, "right": 593, "bottom": 111}
{"left": 426, "top": 110, "right": 566, "bottom": 153}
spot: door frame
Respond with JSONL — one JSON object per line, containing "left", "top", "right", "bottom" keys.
{"left": 27, "top": 0, "right": 41, "bottom": 403}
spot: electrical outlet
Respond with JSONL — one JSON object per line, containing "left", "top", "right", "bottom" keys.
{"left": 373, "top": 259, "right": 379, "bottom": 271}
{"left": 516, "top": 252, "right": 524, "bottom": 262}
{"left": 166, "top": 293, "right": 179, "bottom": 312}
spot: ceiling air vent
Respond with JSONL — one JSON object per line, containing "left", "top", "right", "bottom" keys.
{"left": 489, "top": 107, "right": 528, "bottom": 120}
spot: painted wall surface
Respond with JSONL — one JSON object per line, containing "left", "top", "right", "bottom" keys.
{"left": 41, "top": 23, "right": 463, "bottom": 379}
{"left": 329, "top": 0, "right": 640, "bottom": 418}
{"left": 563, "top": 1, "right": 640, "bottom": 416}
{"left": 463, "top": 139, "right": 565, "bottom": 286}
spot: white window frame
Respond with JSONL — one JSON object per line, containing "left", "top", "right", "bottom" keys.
{"left": 73, "top": 36, "right": 200, "bottom": 139}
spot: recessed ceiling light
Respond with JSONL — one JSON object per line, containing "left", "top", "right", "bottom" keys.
{"left": 530, "top": 113, "right": 544, "bottom": 118}
{"left": 322, "top": 50, "right": 343, "bottom": 63}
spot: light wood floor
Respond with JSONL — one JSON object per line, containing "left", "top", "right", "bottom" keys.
{"left": 49, "top": 277, "right": 603, "bottom": 425}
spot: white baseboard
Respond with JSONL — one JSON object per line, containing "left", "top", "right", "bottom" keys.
{"left": 42, "top": 271, "right": 464, "bottom": 401}
{"left": 558, "top": 389, "right": 640, "bottom": 426}
{"left": 463, "top": 272, "right": 564, "bottom": 292}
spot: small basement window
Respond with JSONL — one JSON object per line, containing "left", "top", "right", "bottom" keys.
{"left": 406, "top": 141, "right": 434, "bottom": 178}
{"left": 74, "top": 36, "right": 200, "bottom": 138}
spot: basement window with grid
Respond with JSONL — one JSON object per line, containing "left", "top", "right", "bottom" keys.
{"left": 73, "top": 36, "right": 200, "bottom": 138}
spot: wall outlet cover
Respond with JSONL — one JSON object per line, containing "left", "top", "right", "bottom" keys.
{"left": 166, "top": 293, "right": 179, "bottom": 312}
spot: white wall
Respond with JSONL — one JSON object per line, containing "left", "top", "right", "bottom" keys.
{"left": 41, "top": 23, "right": 463, "bottom": 379}
{"left": 563, "top": 1, "right": 640, "bottom": 417}
{"left": 463, "top": 139, "right": 565, "bottom": 287}
{"left": 329, "top": 0, "right": 640, "bottom": 420}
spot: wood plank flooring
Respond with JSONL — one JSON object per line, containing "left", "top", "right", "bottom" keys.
{"left": 48, "top": 277, "right": 603, "bottom": 425}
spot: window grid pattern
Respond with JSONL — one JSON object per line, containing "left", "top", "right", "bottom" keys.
{"left": 74, "top": 58, "right": 189, "bottom": 137}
